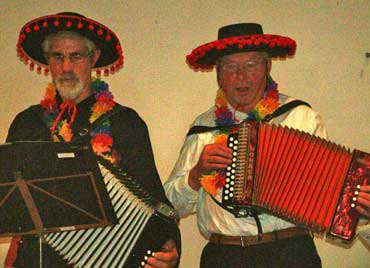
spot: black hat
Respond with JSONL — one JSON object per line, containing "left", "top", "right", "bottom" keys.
{"left": 186, "top": 23, "right": 296, "bottom": 70}
{"left": 16, "top": 12, "right": 124, "bottom": 76}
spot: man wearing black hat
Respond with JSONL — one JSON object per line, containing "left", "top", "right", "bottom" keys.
{"left": 4, "top": 12, "right": 180, "bottom": 268}
{"left": 164, "top": 23, "right": 370, "bottom": 267}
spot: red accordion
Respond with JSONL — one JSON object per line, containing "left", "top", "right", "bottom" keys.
{"left": 222, "top": 120, "right": 370, "bottom": 242}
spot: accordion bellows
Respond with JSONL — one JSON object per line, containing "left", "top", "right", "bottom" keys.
{"left": 222, "top": 121, "right": 370, "bottom": 242}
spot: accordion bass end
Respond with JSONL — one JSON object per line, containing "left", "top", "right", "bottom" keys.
{"left": 223, "top": 121, "right": 370, "bottom": 242}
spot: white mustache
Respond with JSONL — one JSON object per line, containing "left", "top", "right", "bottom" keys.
{"left": 58, "top": 73, "right": 78, "bottom": 82}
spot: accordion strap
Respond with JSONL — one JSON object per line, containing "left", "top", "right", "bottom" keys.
{"left": 262, "top": 99, "right": 311, "bottom": 123}
{"left": 186, "top": 124, "right": 237, "bottom": 137}
{"left": 209, "top": 195, "right": 264, "bottom": 239}
{"left": 186, "top": 100, "right": 311, "bottom": 136}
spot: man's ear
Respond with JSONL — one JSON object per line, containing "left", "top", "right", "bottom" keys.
{"left": 216, "top": 64, "right": 221, "bottom": 88}
{"left": 91, "top": 49, "right": 101, "bottom": 67}
{"left": 266, "top": 58, "right": 272, "bottom": 74}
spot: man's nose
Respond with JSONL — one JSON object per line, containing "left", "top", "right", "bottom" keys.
{"left": 235, "top": 67, "right": 247, "bottom": 79}
{"left": 61, "top": 57, "right": 74, "bottom": 71}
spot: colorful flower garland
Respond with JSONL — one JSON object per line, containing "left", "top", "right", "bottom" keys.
{"left": 200, "top": 77, "right": 280, "bottom": 196}
{"left": 40, "top": 77, "right": 121, "bottom": 165}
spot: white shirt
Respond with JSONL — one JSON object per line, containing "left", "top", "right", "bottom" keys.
{"left": 164, "top": 93, "right": 328, "bottom": 238}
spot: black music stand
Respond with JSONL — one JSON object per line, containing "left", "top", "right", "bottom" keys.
{"left": 0, "top": 141, "right": 117, "bottom": 267}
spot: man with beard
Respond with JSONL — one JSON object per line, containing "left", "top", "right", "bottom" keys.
{"left": 4, "top": 12, "right": 180, "bottom": 268}
{"left": 164, "top": 23, "right": 370, "bottom": 268}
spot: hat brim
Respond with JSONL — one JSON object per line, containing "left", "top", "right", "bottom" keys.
{"left": 186, "top": 34, "right": 296, "bottom": 70}
{"left": 16, "top": 14, "right": 124, "bottom": 75}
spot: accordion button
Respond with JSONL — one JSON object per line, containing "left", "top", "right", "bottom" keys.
{"left": 231, "top": 181, "right": 235, "bottom": 185}
{"left": 225, "top": 196, "right": 229, "bottom": 200}
{"left": 141, "top": 261, "right": 145, "bottom": 266}
{"left": 355, "top": 191, "right": 359, "bottom": 195}
{"left": 234, "top": 140, "right": 238, "bottom": 144}
{"left": 230, "top": 137, "right": 234, "bottom": 141}
{"left": 351, "top": 203, "right": 356, "bottom": 208}
{"left": 230, "top": 193, "right": 234, "bottom": 197}
{"left": 230, "top": 187, "right": 234, "bottom": 191}
{"left": 225, "top": 190, "right": 229, "bottom": 194}
{"left": 353, "top": 197, "right": 357, "bottom": 201}
{"left": 357, "top": 184, "right": 361, "bottom": 189}
{"left": 233, "top": 152, "right": 237, "bottom": 156}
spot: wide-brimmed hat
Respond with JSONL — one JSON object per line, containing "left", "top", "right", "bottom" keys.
{"left": 16, "top": 12, "right": 123, "bottom": 76}
{"left": 186, "top": 23, "right": 296, "bottom": 70}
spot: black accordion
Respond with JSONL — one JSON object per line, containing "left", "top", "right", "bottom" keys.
{"left": 43, "top": 158, "right": 179, "bottom": 268}
{"left": 221, "top": 121, "right": 370, "bottom": 242}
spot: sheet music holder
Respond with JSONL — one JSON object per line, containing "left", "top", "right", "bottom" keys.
{"left": 0, "top": 141, "right": 117, "bottom": 237}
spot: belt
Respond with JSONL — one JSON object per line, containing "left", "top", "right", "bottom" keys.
{"left": 209, "top": 227, "right": 309, "bottom": 247}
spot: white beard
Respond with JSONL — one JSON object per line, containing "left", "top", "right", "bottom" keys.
{"left": 55, "top": 73, "right": 85, "bottom": 101}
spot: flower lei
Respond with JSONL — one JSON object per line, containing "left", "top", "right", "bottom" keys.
{"left": 200, "top": 76, "right": 280, "bottom": 196}
{"left": 40, "top": 77, "right": 121, "bottom": 165}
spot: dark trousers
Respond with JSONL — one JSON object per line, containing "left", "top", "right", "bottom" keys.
{"left": 200, "top": 234, "right": 322, "bottom": 268}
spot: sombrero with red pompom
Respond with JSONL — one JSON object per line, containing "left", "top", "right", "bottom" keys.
{"left": 186, "top": 23, "right": 296, "bottom": 70}
{"left": 16, "top": 12, "right": 124, "bottom": 76}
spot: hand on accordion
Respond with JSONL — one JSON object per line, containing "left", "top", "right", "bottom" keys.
{"left": 356, "top": 185, "right": 370, "bottom": 219}
{"left": 189, "top": 143, "right": 233, "bottom": 191}
{"left": 144, "top": 239, "right": 179, "bottom": 268}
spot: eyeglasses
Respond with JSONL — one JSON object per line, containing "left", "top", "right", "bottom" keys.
{"left": 220, "top": 59, "right": 265, "bottom": 73}
{"left": 46, "top": 51, "right": 93, "bottom": 64}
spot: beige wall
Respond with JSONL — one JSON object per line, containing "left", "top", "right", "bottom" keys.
{"left": 1, "top": 1, "right": 369, "bottom": 267}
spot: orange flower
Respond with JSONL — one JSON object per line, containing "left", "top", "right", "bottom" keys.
{"left": 200, "top": 172, "right": 226, "bottom": 196}
{"left": 200, "top": 174, "right": 219, "bottom": 196}
{"left": 214, "top": 133, "right": 228, "bottom": 147}
{"left": 58, "top": 120, "right": 72, "bottom": 142}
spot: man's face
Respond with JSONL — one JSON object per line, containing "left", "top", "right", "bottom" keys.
{"left": 217, "top": 52, "right": 271, "bottom": 113}
{"left": 47, "top": 36, "right": 100, "bottom": 103}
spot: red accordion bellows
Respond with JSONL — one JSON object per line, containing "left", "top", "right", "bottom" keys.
{"left": 223, "top": 121, "right": 370, "bottom": 242}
